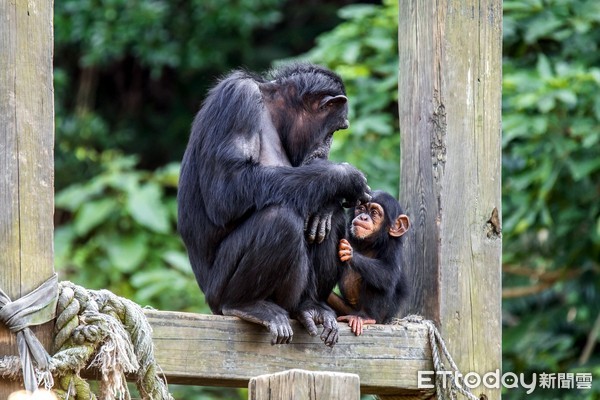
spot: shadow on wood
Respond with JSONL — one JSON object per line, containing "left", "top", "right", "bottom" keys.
{"left": 145, "top": 310, "right": 434, "bottom": 397}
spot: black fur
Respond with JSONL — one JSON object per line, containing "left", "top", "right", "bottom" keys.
{"left": 178, "top": 63, "right": 369, "bottom": 345}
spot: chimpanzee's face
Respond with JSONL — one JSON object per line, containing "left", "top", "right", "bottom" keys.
{"left": 261, "top": 71, "right": 349, "bottom": 167}
{"left": 351, "top": 202, "right": 385, "bottom": 240}
{"left": 298, "top": 94, "right": 348, "bottom": 166}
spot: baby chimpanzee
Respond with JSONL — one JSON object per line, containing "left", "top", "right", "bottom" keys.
{"left": 328, "top": 190, "right": 410, "bottom": 335}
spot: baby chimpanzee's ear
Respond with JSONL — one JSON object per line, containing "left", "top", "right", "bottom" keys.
{"left": 389, "top": 214, "right": 410, "bottom": 238}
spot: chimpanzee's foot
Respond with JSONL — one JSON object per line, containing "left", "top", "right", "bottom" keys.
{"left": 222, "top": 301, "right": 293, "bottom": 345}
{"left": 296, "top": 302, "right": 339, "bottom": 347}
{"left": 337, "top": 315, "right": 376, "bottom": 336}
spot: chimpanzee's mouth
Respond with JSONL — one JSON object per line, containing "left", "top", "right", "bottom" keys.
{"left": 301, "top": 133, "right": 334, "bottom": 165}
{"left": 353, "top": 220, "right": 371, "bottom": 230}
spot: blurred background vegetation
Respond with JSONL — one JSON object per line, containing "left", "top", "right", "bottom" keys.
{"left": 53, "top": 0, "right": 599, "bottom": 398}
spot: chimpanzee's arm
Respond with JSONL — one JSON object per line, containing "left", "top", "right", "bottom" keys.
{"left": 348, "top": 253, "right": 400, "bottom": 291}
{"left": 257, "top": 161, "right": 369, "bottom": 213}
{"left": 200, "top": 158, "right": 368, "bottom": 227}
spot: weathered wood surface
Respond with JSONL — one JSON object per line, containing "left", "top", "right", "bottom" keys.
{"left": 398, "top": 1, "right": 502, "bottom": 399}
{"left": 0, "top": 0, "right": 56, "bottom": 396}
{"left": 146, "top": 311, "right": 433, "bottom": 396}
{"left": 249, "top": 369, "right": 360, "bottom": 400}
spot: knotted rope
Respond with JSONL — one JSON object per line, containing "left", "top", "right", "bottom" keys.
{"left": 0, "top": 274, "right": 58, "bottom": 392}
{"left": 1, "top": 280, "right": 173, "bottom": 400}
{"left": 386, "top": 315, "right": 480, "bottom": 400}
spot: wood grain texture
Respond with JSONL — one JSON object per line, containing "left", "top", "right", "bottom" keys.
{"left": 249, "top": 369, "right": 360, "bottom": 400}
{"left": 398, "top": 1, "right": 502, "bottom": 399}
{"left": 0, "top": 0, "right": 55, "bottom": 396}
{"left": 145, "top": 311, "right": 434, "bottom": 396}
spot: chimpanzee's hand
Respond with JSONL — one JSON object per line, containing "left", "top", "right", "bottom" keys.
{"left": 304, "top": 210, "right": 333, "bottom": 244}
{"left": 338, "top": 238, "right": 353, "bottom": 262}
{"left": 337, "top": 163, "right": 371, "bottom": 207}
{"left": 296, "top": 303, "right": 339, "bottom": 347}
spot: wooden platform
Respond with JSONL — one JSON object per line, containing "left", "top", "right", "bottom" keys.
{"left": 145, "top": 310, "right": 433, "bottom": 396}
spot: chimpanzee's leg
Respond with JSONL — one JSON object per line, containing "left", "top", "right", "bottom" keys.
{"left": 209, "top": 206, "right": 309, "bottom": 345}
{"left": 295, "top": 205, "right": 347, "bottom": 346}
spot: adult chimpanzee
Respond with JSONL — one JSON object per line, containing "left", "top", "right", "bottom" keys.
{"left": 327, "top": 190, "right": 410, "bottom": 336}
{"left": 178, "top": 63, "right": 370, "bottom": 346}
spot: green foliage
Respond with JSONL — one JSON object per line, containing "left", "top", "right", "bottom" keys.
{"left": 55, "top": 153, "right": 205, "bottom": 313}
{"left": 502, "top": 0, "right": 600, "bottom": 398}
{"left": 304, "top": 0, "right": 400, "bottom": 196}
{"left": 54, "top": 0, "right": 284, "bottom": 71}
{"left": 53, "top": 0, "right": 286, "bottom": 189}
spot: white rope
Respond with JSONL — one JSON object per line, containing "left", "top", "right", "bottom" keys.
{"left": 399, "top": 315, "right": 479, "bottom": 400}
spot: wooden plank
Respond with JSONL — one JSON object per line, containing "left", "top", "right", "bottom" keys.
{"left": 0, "top": 0, "right": 55, "bottom": 396}
{"left": 145, "top": 311, "right": 433, "bottom": 397}
{"left": 249, "top": 369, "right": 360, "bottom": 400}
{"left": 398, "top": 1, "right": 502, "bottom": 399}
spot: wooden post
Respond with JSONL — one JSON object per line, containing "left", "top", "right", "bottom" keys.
{"left": 0, "top": 0, "right": 56, "bottom": 396}
{"left": 398, "top": 1, "right": 502, "bottom": 399}
{"left": 249, "top": 369, "right": 360, "bottom": 400}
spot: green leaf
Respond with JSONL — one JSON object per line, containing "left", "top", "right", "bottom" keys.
{"left": 537, "top": 54, "right": 553, "bottom": 79}
{"left": 131, "top": 269, "right": 192, "bottom": 303}
{"left": 54, "top": 225, "right": 76, "bottom": 266}
{"left": 55, "top": 184, "right": 88, "bottom": 211}
{"left": 338, "top": 4, "right": 376, "bottom": 20}
{"left": 105, "top": 235, "right": 148, "bottom": 272}
{"left": 352, "top": 114, "right": 393, "bottom": 136}
{"left": 537, "top": 95, "right": 556, "bottom": 113}
{"left": 554, "top": 89, "right": 577, "bottom": 107}
{"left": 524, "top": 12, "right": 564, "bottom": 43}
{"left": 55, "top": 177, "right": 107, "bottom": 210}
{"left": 74, "top": 198, "right": 118, "bottom": 236}
{"left": 514, "top": 92, "right": 539, "bottom": 110}
{"left": 567, "top": 158, "right": 600, "bottom": 181}
{"left": 155, "top": 162, "right": 181, "bottom": 187}
{"left": 126, "top": 183, "right": 170, "bottom": 233}
{"left": 163, "top": 251, "right": 192, "bottom": 273}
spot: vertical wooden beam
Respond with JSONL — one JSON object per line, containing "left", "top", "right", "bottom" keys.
{"left": 0, "top": 0, "right": 55, "bottom": 396}
{"left": 398, "top": 1, "right": 502, "bottom": 399}
{"left": 249, "top": 369, "right": 360, "bottom": 400}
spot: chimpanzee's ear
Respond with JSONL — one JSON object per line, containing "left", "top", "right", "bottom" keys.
{"left": 318, "top": 94, "right": 347, "bottom": 109}
{"left": 258, "top": 81, "right": 279, "bottom": 98}
{"left": 389, "top": 214, "right": 410, "bottom": 238}
{"left": 260, "top": 82, "right": 298, "bottom": 109}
